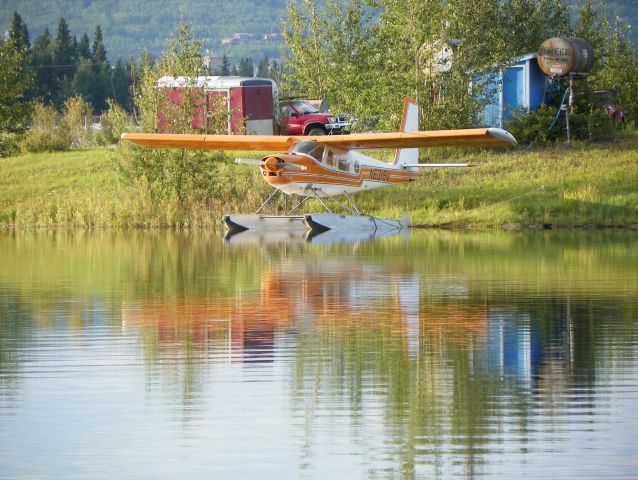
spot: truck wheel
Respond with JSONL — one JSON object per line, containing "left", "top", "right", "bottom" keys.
{"left": 308, "top": 127, "right": 326, "bottom": 136}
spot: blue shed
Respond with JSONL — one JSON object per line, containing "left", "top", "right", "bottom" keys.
{"left": 481, "top": 53, "right": 547, "bottom": 128}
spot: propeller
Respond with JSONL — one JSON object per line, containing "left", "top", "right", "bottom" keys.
{"left": 235, "top": 157, "right": 307, "bottom": 171}
{"left": 277, "top": 162, "right": 307, "bottom": 171}
{"left": 235, "top": 158, "right": 262, "bottom": 166}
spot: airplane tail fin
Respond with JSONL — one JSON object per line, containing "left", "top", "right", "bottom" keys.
{"left": 394, "top": 98, "right": 419, "bottom": 167}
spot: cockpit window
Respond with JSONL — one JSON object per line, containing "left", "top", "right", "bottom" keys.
{"left": 291, "top": 141, "right": 325, "bottom": 162}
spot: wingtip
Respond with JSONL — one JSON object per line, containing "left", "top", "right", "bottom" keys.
{"left": 487, "top": 128, "right": 518, "bottom": 146}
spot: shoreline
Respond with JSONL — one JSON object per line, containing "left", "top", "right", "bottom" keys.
{"left": 2, "top": 135, "right": 637, "bottom": 229}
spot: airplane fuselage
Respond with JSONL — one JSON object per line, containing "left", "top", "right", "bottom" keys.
{"left": 259, "top": 142, "right": 419, "bottom": 197}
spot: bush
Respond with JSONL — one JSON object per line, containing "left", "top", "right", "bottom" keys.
{"left": 96, "top": 100, "right": 134, "bottom": 145}
{"left": 0, "top": 132, "right": 21, "bottom": 157}
{"left": 19, "top": 97, "right": 101, "bottom": 153}
{"left": 506, "top": 106, "right": 560, "bottom": 145}
{"left": 507, "top": 103, "right": 617, "bottom": 146}
{"left": 20, "top": 103, "right": 71, "bottom": 153}
{"left": 61, "top": 96, "right": 93, "bottom": 148}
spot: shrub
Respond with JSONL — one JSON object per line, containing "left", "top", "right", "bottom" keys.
{"left": 506, "top": 106, "right": 560, "bottom": 145}
{"left": 96, "top": 100, "right": 134, "bottom": 145}
{"left": 507, "top": 103, "right": 617, "bottom": 146}
{"left": 20, "top": 103, "right": 71, "bottom": 153}
{"left": 0, "top": 132, "right": 21, "bottom": 157}
{"left": 61, "top": 96, "right": 93, "bottom": 148}
{"left": 19, "top": 97, "right": 102, "bottom": 152}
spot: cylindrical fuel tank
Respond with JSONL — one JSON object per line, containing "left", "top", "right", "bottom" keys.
{"left": 537, "top": 37, "right": 594, "bottom": 76}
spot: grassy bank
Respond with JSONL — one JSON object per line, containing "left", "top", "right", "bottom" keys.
{"left": 365, "top": 133, "right": 638, "bottom": 228}
{"left": 1, "top": 134, "right": 637, "bottom": 228}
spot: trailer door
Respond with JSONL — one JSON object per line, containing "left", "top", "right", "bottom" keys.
{"left": 241, "top": 83, "right": 274, "bottom": 135}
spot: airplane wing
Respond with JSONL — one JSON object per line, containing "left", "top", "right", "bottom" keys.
{"left": 120, "top": 133, "right": 299, "bottom": 151}
{"left": 121, "top": 127, "right": 516, "bottom": 151}
{"left": 313, "top": 128, "right": 517, "bottom": 148}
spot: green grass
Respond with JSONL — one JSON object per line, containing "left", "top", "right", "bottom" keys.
{"left": 1, "top": 134, "right": 637, "bottom": 228}
{"left": 360, "top": 134, "right": 638, "bottom": 228}
{"left": 0, "top": 147, "right": 139, "bottom": 227}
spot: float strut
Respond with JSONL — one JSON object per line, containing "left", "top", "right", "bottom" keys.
{"left": 255, "top": 189, "right": 281, "bottom": 214}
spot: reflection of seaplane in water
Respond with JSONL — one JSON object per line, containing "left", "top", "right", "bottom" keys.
{"left": 121, "top": 257, "right": 489, "bottom": 361}
{"left": 121, "top": 99, "right": 516, "bottom": 233}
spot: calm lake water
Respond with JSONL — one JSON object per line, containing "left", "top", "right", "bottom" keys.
{"left": 1, "top": 229, "right": 637, "bottom": 479}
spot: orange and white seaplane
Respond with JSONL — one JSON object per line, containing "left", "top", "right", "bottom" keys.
{"left": 121, "top": 99, "right": 516, "bottom": 233}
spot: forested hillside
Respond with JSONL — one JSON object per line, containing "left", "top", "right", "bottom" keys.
{"left": 0, "top": 0, "right": 287, "bottom": 61}
{"left": 1, "top": 0, "right": 636, "bottom": 63}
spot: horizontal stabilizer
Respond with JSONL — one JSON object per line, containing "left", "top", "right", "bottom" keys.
{"left": 402, "top": 163, "right": 478, "bottom": 169}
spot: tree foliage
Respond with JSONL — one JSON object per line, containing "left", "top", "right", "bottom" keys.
{"left": 117, "top": 22, "right": 232, "bottom": 223}
{"left": 8, "top": 11, "right": 30, "bottom": 53}
{"left": 284, "top": 0, "right": 568, "bottom": 128}
{"left": 0, "top": 38, "right": 32, "bottom": 132}
{"left": 576, "top": 3, "right": 638, "bottom": 126}
{"left": 283, "top": 0, "right": 571, "bottom": 130}
{"left": 15, "top": 16, "right": 138, "bottom": 115}
{"left": 283, "top": 0, "right": 638, "bottom": 135}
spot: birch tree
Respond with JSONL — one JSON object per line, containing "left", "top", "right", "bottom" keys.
{"left": 283, "top": 0, "right": 570, "bottom": 130}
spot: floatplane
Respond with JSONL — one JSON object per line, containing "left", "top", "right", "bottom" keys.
{"left": 121, "top": 99, "right": 516, "bottom": 233}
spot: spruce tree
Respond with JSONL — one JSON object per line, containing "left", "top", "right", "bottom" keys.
{"left": 8, "top": 11, "right": 30, "bottom": 53}
{"left": 92, "top": 25, "right": 109, "bottom": 68}
{"left": 78, "top": 33, "right": 91, "bottom": 60}
{"left": 29, "top": 29, "right": 57, "bottom": 104}
{"left": 257, "top": 56, "right": 269, "bottom": 78}
{"left": 53, "top": 17, "right": 77, "bottom": 107}
{"left": 53, "top": 17, "right": 77, "bottom": 75}
{"left": 110, "top": 58, "right": 134, "bottom": 113}
{"left": 220, "top": 54, "right": 231, "bottom": 76}
{"left": 238, "top": 57, "right": 254, "bottom": 77}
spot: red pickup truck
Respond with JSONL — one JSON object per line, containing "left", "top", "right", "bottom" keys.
{"left": 279, "top": 100, "right": 351, "bottom": 136}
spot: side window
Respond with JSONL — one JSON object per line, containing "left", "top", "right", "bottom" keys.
{"left": 338, "top": 156, "right": 350, "bottom": 172}
{"left": 324, "top": 150, "right": 336, "bottom": 168}
{"left": 353, "top": 159, "right": 360, "bottom": 174}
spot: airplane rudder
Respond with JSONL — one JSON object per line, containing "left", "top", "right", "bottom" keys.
{"left": 401, "top": 97, "right": 419, "bottom": 133}
{"left": 394, "top": 98, "right": 419, "bottom": 166}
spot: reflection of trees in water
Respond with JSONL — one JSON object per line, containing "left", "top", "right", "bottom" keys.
{"left": 290, "top": 292, "right": 636, "bottom": 479}
{"left": 0, "top": 290, "right": 30, "bottom": 408}
{"left": 0, "top": 287, "right": 122, "bottom": 410}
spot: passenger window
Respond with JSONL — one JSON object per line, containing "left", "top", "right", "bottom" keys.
{"left": 324, "top": 150, "right": 336, "bottom": 168}
{"left": 353, "top": 159, "right": 360, "bottom": 174}
{"left": 338, "top": 156, "right": 350, "bottom": 172}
